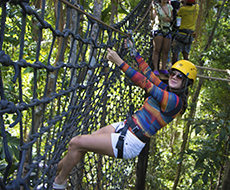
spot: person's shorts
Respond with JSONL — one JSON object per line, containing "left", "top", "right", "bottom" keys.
{"left": 158, "top": 32, "right": 172, "bottom": 39}
{"left": 111, "top": 121, "right": 146, "bottom": 159}
{"left": 172, "top": 33, "right": 194, "bottom": 54}
{"left": 153, "top": 30, "right": 172, "bottom": 39}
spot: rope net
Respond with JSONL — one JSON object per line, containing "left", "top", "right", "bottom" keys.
{"left": 0, "top": 0, "right": 153, "bottom": 189}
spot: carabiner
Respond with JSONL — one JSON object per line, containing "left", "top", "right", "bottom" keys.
{"left": 126, "top": 30, "right": 137, "bottom": 57}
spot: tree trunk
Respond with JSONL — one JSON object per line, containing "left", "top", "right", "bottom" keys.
{"left": 110, "top": 0, "right": 117, "bottom": 25}
{"left": 92, "top": 1, "right": 104, "bottom": 189}
{"left": 222, "top": 160, "right": 230, "bottom": 190}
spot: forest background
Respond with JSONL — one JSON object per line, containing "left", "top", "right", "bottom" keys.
{"left": 0, "top": 0, "right": 230, "bottom": 189}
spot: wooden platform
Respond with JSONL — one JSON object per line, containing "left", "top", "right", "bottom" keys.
{"left": 156, "top": 73, "right": 169, "bottom": 83}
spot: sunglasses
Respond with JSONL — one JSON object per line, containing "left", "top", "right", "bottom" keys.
{"left": 170, "top": 71, "right": 183, "bottom": 80}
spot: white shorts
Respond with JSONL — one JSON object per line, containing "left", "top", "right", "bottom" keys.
{"left": 111, "top": 121, "right": 146, "bottom": 159}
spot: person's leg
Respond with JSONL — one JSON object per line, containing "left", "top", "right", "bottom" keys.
{"left": 182, "top": 42, "right": 192, "bottom": 60}
{"left": 182, "top": 51, "right": 188, "bottom": 60}
{"left": 171, "top": 39, "right": 181, "bottom": 65}
{"left": 56, "top": 125, "right": 115, "bottom": 174}
{"left": 172, "top": 52, "right": 178, "bottom": 64}
{"left": 153, "top": 35, "right": 163, "bottom": 74}
{"left": 152, "top": 40, "right": 155, "bottom": 62}
{"left": 55, "top": 125, "right": 115, "bottom": 185}
{"left": 161, "top": 37, "right": 171, "bottom": 71}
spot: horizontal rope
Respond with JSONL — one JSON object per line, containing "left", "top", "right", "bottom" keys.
{"left": 197, "top": 74, "right": 230, "bottom": 82}
{"left": 197, "top": 66, "right": 230, "bottom": 73}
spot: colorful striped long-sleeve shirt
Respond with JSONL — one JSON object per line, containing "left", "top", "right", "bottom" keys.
{"left": 119, "top": 52, "right": 183, "bottom": 137}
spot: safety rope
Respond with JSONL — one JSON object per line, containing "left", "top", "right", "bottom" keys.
{"left": 196, "top": 74, "right": 230, "bottom": 82}
{"left": 197, "top": 66, "right": 230, "bottom": 82}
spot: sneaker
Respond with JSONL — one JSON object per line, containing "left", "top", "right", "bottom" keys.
{"left": 154, "top": 70, "right": 160, "bottom": 76}
{"left": 160, "top": 69, "right": 169, "bottom": 75}
{"left": 53, "top": 182, "right": 67, "bottom": 190}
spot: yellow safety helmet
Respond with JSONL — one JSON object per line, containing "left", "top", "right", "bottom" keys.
{"left": 171, "top": 60, "right": 197, "bottom": 84}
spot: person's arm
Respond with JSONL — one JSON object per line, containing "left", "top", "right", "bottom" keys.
{"left": 119, "top": 61, "right": 182, "bottom": 113}
{"left": 119, "top": 61, "right": 161, "bottom": 93}
{"left": 177, "top": 5, "right": 184, "bottom": 17}
{"left": 162, "top": 14, "right": 173, "bottom": 23}
{"left": 150, "top": 5, "right": 157, "bottom": 21}
{"left": 107, "top": 48, "right": 161, "bottom": 91}
{"left": 106, "top": 48, "right": 124, "bottom": 67}
{"left": 134, "top": 52, "right": 167, "bottom": 89}
{"left": 106, "top": 48, "right": 181, "bottom": 113}
{"left": 107, "top": 47, "right": 167, "bottom": 89}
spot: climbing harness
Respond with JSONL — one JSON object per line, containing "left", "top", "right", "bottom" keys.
{"left": 116, "top": 99, "right": 183, "bottom": 159}
{"left": 174, "top": 29, "right": 195, "bottom": 44}
{"left": 153, "top": 26, "right": 172, "bottom": 38}
{"left": 116, "top": 105, "right": 150, "bottom": 158}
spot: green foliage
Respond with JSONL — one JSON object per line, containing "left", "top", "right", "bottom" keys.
{"left": 0, "top": 131, "right": 20, "bottom": 180}
{"left": 187, "top": 82, "right": 230, "bottom": 188}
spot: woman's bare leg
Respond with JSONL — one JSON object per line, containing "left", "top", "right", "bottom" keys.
{"left": 152, "top": 40, "right": 156, "bottom": 61}
{"left": 153, "top": 35, "right": 163, "bottom": 72}
{"left": 54, "top": 125, "right": 115, "bottom": 185}
{"left": 161, "top": 37, "right": 171, "bottom": 70}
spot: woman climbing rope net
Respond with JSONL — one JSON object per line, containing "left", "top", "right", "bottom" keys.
{"left": 53, "top": 39, "right": 197, "bottom": 190}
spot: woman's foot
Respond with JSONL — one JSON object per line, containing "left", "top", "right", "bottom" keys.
{"left": 154, "top": 70, "right": 160, "bottom": 76}
{"left": 53, "top": 181, "right": 67, "bottom": 190}
{"left": 160, "top": 69, "right": 169, "bottom": 75}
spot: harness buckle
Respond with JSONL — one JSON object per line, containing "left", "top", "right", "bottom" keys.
{"left": 132, "top": 126, "right": 139, "bottom": 134}
{"left": 118, "top": 134, "right": 125, "bottom": 141}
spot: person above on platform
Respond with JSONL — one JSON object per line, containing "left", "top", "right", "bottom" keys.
{"left": 171, "top": 0, "right": 199, "bottom": 64}
{"left": 170, "top": 0, "right": 181, "bottom": 35}
{"left": 150, "top": 0, "right": 173, "bottom": 76}
{"left": 52, "top": 40, "right": 197, "bottom": 190}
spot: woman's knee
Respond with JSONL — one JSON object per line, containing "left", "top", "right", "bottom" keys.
{"left": 68, "top": 136, "right": 83, "bottom": 150}
{"left": 162, "top": 47, "right": 170, "bottom": 55}
{"left": 154, "top": 48, "right": 161, "bottom": 54}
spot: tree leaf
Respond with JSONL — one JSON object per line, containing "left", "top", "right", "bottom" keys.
{"left": 219, "top": 127, "right": 226, "bottom": 142}
{"left": 192, "top": 173, "right": 201, "bottom": 184}
{"left": 195, "top": 126, "right": 202, "bottom": 135}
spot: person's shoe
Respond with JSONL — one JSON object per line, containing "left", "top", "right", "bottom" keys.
{"left": 154, "top": 70, "right": 160, "bottom": 76}
{"left": 53, "top": 182, "right": 67, "bottom": 190}
{"left": 160, "top": 69, "right": 169, "bottom": 75}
